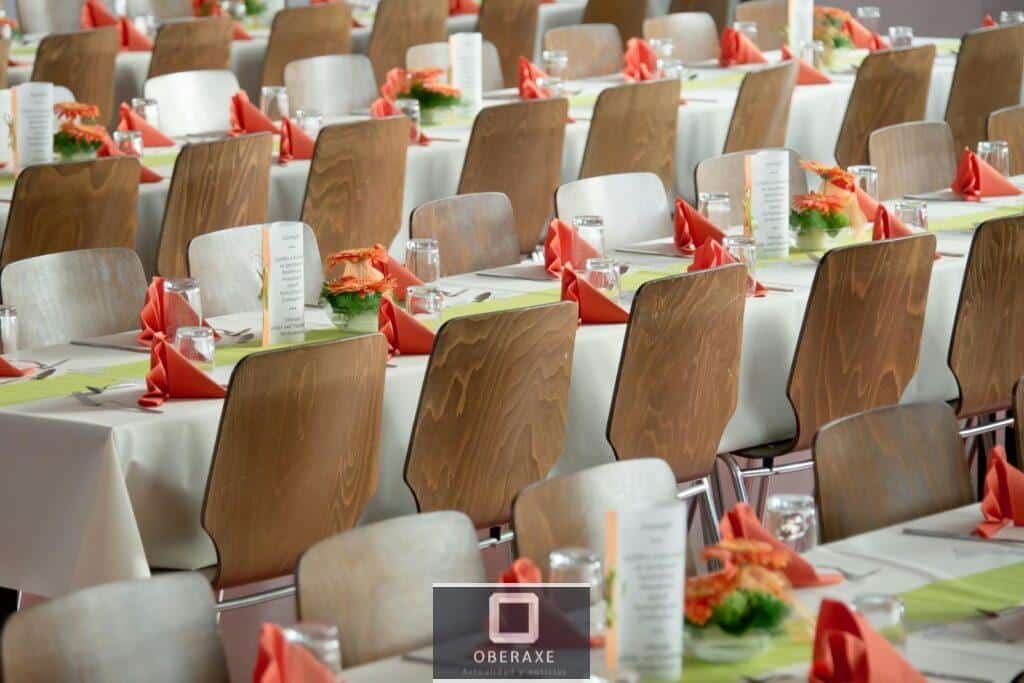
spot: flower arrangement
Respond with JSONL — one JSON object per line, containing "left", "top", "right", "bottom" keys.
{"left": 52, "top": 102, "right": 105, "bottom": 161}
{"left": 380, "top": 68, "right": 462, "bottom": 111}
{"left": 814, "top": 6, "right": 855, "bottom": 49}
{"left": 320, "top": 246, "right": 396, "bottom": 332}
{"left": 790, "top": 192, "right": 852, "bottom": 251}
{"left": 801, "top": 160, "right": 872, "bottom": 233}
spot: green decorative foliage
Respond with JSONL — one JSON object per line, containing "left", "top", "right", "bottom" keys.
{"left": 691, "top": 590, "right": 790, "bottom": 636}
{"left": 407, "top": 83, "right": 461, "bottom": 110}
{"left": 320, "top": 286, "right": 384, "bottom": 319}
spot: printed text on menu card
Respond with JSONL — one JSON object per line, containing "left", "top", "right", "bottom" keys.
{"left": 261, "top": 222, "right": 306, "bottom": 346}
{"left": 748, "top": 149, "right": 791, "bottom": 259}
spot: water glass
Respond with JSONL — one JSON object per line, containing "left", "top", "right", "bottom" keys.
{"left": 283, "top": 622, "right": 344, "bottom": 680}
{"left": 698, "top": 192, "right": 732, "bottom": 232}
{"left": 853, "top": 595, "right": 907, "bottom": 650}
{"left": 661, "top": 58, "right": 685, "bottom": 81}
{"left": 978, "top": 140, "right": 1011, "bottom": 177}
{"left": 583, "top": 258, "right": 621, "bottom": 303}
{"left": 733, "top": 21, "right": 759, "bottom": 46}
{"left": 174, "top": 327, "right": 215, "bottom": 374}
{"left": 260, "top": 85, "right": 289, "bottom": 123}
{"left": 405, "top": 238, "right": 441, "bottom": 284}
{"left": 163, "top": 278, "right": 203, "bottom": 341}
{"left": 132, "top": 14, "right": 157, "bottom": 37}
{"left": 647, "top": 37, "right": 674, "bottom": 70}
{"left": 855, "top": 6, "right": 881, "bottom": 34}
{"left": 764, "top": 494, "right": 818, "bottom": 552}
{"left": 893, "top": 199, "right": 928, "bottom": 231}
{"left": 112, "top": 0, "right": 128, "bottom": 14}
{"left": 293, "top": 108, "right": 324, "bottom": 137}
{"left": 130, "top": 97, "right": 161, "bottom": 130}
{"left": 887, "top": 25, "right": 914, "bottom": 48}
{"left": 801, "top": 41, "right": 826, "bottom": 71}
{"left": 0, "top": 305, "right": 17, "bottom": 355}
{"left": 1000, "top": 10, "right": 1024, "bottom": 24}
{"left": 113, "top": 130, "right": 143, "bottom": 158}
{"left": 541, "top": 49, "right": 569, "bottom": 94}
{"left": 406, "top": 285, "right": 444, "bottom": 321}
{"left": 723, "top": 235, "right": 757, "bottom": 294}
{"left": 395, "top": 98, "right": 421, "bottom": 141}
{"left": 848, "top": 164, "right": 879, "bottom": 200}
{"left": 221, "top": 0, "right": 247, "bottom": 20}
{"left": 572, "top": 215, "right": 606, "bottom": 259}
{"left": 549, "top": 547, "right": 606, "bottom": 637}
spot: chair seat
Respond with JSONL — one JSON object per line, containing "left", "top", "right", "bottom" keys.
{"left": 732, "top": 438, "right": 796, "bottom": 464}
{"left": 152, "top": 565, "right": 218, "bottom": 583}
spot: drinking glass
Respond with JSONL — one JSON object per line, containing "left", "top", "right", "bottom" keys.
{"left": 853, "top": 595, "right": 907, "bottom": 650}
{"left": 549, "top": 547, "right": 606, "bottom": 637}
{"left": 1000, "top": 10, "right": 1024, "bottom": 24}
{"left": 887, "top": 25, "right": 914, "bottom": 48}
{"left": 222, "top": 0, "right": 247, "bottom": 20}
{"left": 112, "top": 0, "right": 128, "bottom": 15}
{"left": 133, "top": 14, "right": 157, "bottom": 37}
{"left": 131, "top": 97, "right": 161, "bottom": 130}
{"left": 733, "top": 21, "right": 759, "bottom": 46}
{"left": 0, "top": 305, "right": 17, "bottom": 355}
{"left": 801, "top": 41, "right": 826, "bottom": 71}
{"left": 723, "top": 235, "right": 757, "bottom": 295}
{"left": 893, "top": 199, "right": 928, "bottom": 231}
{"left": 648, "top": 37, "right": 674, "bottom": 70}
{"left": 572, "top": 215, "right": 606, "bottom": 258}
{"left": 541, "top": 49, "right": 569, "bottom": 94}
{"left": 764, "top": 494, "right": 818, "bottom": 552}
{"left": 173, "top": 327, "right": 215, "bottom": 374}
{"left": 583, "top": 258, "right": 621, "bottom": 303}
{"left": 405, "top": 238, "right": 441, "bottom": 284}
{"left": 260, "top": 85, "right": 289, "bottom": 123}
{"left": 698, "top": 192, "right": 732, "bottom": 233}
{"left": 163, "top": 278, "right": 203, "bottom": 342}
{"left": 848, "top": 164, "right": 879, "bottom": 200}
{"left": 406, "top": 285, "right": 444, "bottom": 321}
{"left": 113, "top": 130, "right": 143, "bottom": 158}
{"left": 661, "top": 58, "right": 685, "bottom": 81}
{"left": 978, "top": 140, "right": 1011, "bottom": 177}
{"left": 283, "top": 622, "right": 344, "bottom": 680}
{"left": 855, "top": 6, "right": 881, "bottom": 34}
{"left": 395, "top": 98, "right": 421, "bottom": 141}
{"left": 293, "top": 108, "right": 324, "bottom": 137}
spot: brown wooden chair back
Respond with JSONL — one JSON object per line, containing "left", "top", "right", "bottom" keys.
{"left": 988, "top": 105, "right": 1024, "bottom": 176}
{"left": 261, "top": 4, "right": 352, "bottom": 87}
{"left": 1, "top": 158, "right": 139, "bottom": 270}
{"left": 695, "top": 148, "right": 807, "bottom": 226}
{"left": 202, "top": 335, "right": 388, "bottom": 588}
{"left": 32, "top": 27, "right": 119, "bottom": 123}
{"left": 1015, "top": 377, "right": 1024, "bottom": 458}
{"left": 479, "top": 0, "right": 541, "bottom": 88}
{"left": 669, "top": 0, "right": 730, "bottom": 35}
{"left": 148, "top": 17, "right": 233, "bottom": 80}
{"left": 157, "top": 134, "right": 272, "bottom": 277}
{"left": 404, "top": 302, "right": 578, "bottom": 529}
{"left": 733, "top": 0, "right": 785, "bottom": 50}
{"left": 300, "top": 118, "right": 408, "bottom": 258}
{"left": 409, "top": 193, "right": 520, "bottom": 275}
{"left": 582, "top": 0, "right": 646, "bottom": 40}
{"left": 458, "top": 98, "right": 568, "bottom": 254}
{"left": 543, "top": 24, "right": 623, "bottom": 80}
{"left": 834, "top": 45, "right": 936, "bottom": 168}
{"left": 0, "top": 40, "right": 11, "bottom": 89}
{"left": 723, "top": 62, "right": 796, "bottom": 154}
{"left": 869, "top": 121, "right": 957, "bottom": 200}
{"left": 367, "top": 0, "right": 447, "bottom": 85}
{"left": 644, "top": 12, "right": 720, "bottom": 62}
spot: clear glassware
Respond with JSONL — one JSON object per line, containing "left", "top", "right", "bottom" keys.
{"left": 698, "top": 192, "right": 732, "bottom": 232}
{"left": 222, "top": 0, "right": 247, "bottom": 20}
{"left": 260, "top": 85, "right": 290, "bottom": 123}
{"left": 173, "top": 327, "right": 215, "bottom": 374}
{"left": 854, "top": 6, "right": 881, "bottom": 34}
{"left": 801, "top": 41, "right": 826, "bottom": 70}
{"left": 549, "top": 547, "right": 607, "bottom": 638}
{"left": 572, "top": 215, "right": 606, "bottom": 259}
{"left": 292, "top": 108, "right": 324, "bottom": 137}
{"left": 133, "top": 14, "right": 157, "bottom": 37}
{"left": 978, "top": 140, "right": 1011, "bottom": 177}
{"left": 853, "top": 595, "right": 907, "bottom": 651}
{"left": 541, "top": 49, "right": 569, "bottom": 94}
{"left": 893, "top": 199, "right": 928, "bottom": 231}
{"left": 406, "top": 285, "right": 444, "bottom": 321}
{"left": 764, "top": 494, "right": 818, "bottom": 552}
{"left": 531, "top": 244, "right": 545, "bottom": 265}
{"left": 887, "top": 25, "right": 914, "bottom": 48}
{"left": 583, "top": 257, "right": 621, "bottom": 303}
{"left": 647, "top": 37, "right": 674, "bottom": 70}
{"left": 723, "top": 235, "right": 757, "bottom": 295}
{"left": 848, "top": 165, "right": 879, "bottom": 200}
{"left": 1000, "top": 10, "right": 1024, "bottom": 24}
{"left": 405, "top": 238, "right": 441, "bottom": 284}
{"left": 661, "top": 58, "right": 686, "bottom": 81}
{"left": 163, "top": 278, "right": 203, "bottom": 342}
{"left": 733, "top": 21, "right": 759, "bottom": 46}
{"left": 113, "top": 130, "right": 143, "bottom": 158}
{"left": 112, "top": 0, "right": 128, "bottom": 15}
{"left": 395, "top": 98, "right": 421, "bottom": 141}
{"left": 283, "top": 622, "right": 344, "bottom": 680}
{"left": 130, "top": 97, "right": 161, "bottom": 130}
{"left": 0, "top": 305, "right": 17, "bottom": 355}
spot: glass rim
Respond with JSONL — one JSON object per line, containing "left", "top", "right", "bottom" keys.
{"left": 406, "top": 238, "right": 439, "bottom": 251}
{"left": 260, "top": 85, "right": 288, "bottom": 94}
{"left": 173, "top": 326, "right": 214, "bottom": 338}
{"left": 978, "top": 139, "right": 1010, "bottom": 149}
{"left": 732, "top": 20, "right": 758, "bottom": 28}
{"left": 852, "top": 593, "right": 904, "bottom": 609}
{"left": 583, "top": 257, "right": 616, "bottom": 270}
{"left": 847, "top": 164, "right": 878, "bottom": 174}
{"left": 406, "top": 284, "right": 444, "bottom": 297}
{"left": 113, "top": 130, "right": 142, "bottom": 138}
{"left": 541, "top": 49, "right": 569, "bottom": 58}
{"left": 893, "top": 198, "right": 927, "bottom": 209}
{"left": 572, "top": 215, "right": 604, "bottom": 227}
{"left": 723, "top": 234, "right": 756, "bottom": 246}
{"left": 888, "top": 25, "right": 914, "bottom": 32}
{"left": 163, "top": 277, "right": 199, "bottom": 289}
{"left": 765, "top": 493, "right": 814, "bottom": 509}
{"left": 130, "top": 97, "right": 158, "bottom": 105}
{"left": 699, "top": 192, "right": 731, "bottom": 203}
{"left": 855, "top": 6, "right": 881, "bottom": 15}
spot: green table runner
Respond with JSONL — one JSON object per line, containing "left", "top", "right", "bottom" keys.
{"left": 930, "top": 204, "right": 1024, "bottom": 232}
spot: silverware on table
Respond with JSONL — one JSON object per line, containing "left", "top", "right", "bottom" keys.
{"left": 902, "top": 528, "right": 1024, "bottom": 546}
{"left": 472, "top": 292, "right": 492, "bottom": 303}
{"left": 764, "top": 285, "right": 796, "bottom": 293}
{"left": 70, "top": 340, "right": 149, "bottom": 353}
{"left": 815, "top": 565, "right": 881, "bottom": 581}
{"left": 937, "top": 251, "right": 966, "bottom": 258}
{"left": 442, "top": 288, "right": 468, "bottom": 298}
{"left": 214, "top": 327, "right": 252, "bottom": 337}
{"left": 72, "top": 391, "right": 163, "bottom": 414}
{"left": 31, "top": 367, "right": 58, "bottom": 381}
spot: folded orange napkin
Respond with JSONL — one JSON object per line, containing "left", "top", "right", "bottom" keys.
{"left": 872, "top": 206, "right": 940, "bottom": 260}
{"left": 81, "top": 0, "right": 118, "bottom": 27}
{"left": 98, "top": 133, "right": 164, "bottom": 183}
{"left": 370, "top": 97, "right": 431, "bottom": 146}
{"left": 674, "top": 198, "right": 725, "bottom": 255}
{"left": 855, "top": 186, "right": 880, "bottom": 221}
{"left": 622, "top": 38, "right": 659, "bottom": 82}
{"left": 81, "top": 0, "right": 153, "bottom": 51}
{"left": 982, "top": 14, "right": 998, "bottom": 27}
{"left": 780, "top": 45, "right": 831, "bottom": 85}
{"left": 544, "top": 218, "right": 603, "bottom": 276}
{"left": 810, "top": 599, "right": 925, "bottom": 683}
{"left": 199, "top": 2, "right": 252, "bottom": 40}
{"left": 719, "top": 27, "right": 768, "bottom": 67}
{"left": 253, "top": 623, "right": 339, "bottom": 683}
{"left": 230, "top": 91, "right": 280, "bottom": 136}
{"left": 0, "top": 357, "right": 31, "bottom": 378}
{"left": 721, "top": 503, "right": 841, "bottom": 586}
{"left": 137, "top": 277, "right": 216, "bottom": 345}
{"left": 951, "top": 147, "right": 1022, "bottom": 201}
{"left": 370, "top": 245, "right": 423, "bottom": 302}
{"left": 561, "top": 266, "right": 629, "bottom": 325}
{"left": 519, "top": 56, "right": 552, "bottom": 99}
{"left": 449, "top": 0, "right": 480, "bottom": 15}
{"left": 975, "top": 445, "right": 1024, "bottom": 538}
{"left": 500, "top": 557, "right": 542, "bottom": 583}
{"left": 118, "top": 17, "right": 153, "bottom": 51}
{"left": 843, "top": 17, "right": 889, "bottom": 50}
{"left": 138, "top": 333, "right": 226, "bottom": 407}
{"left": 378, "top": 297, "right": 435, "bottom": 357}
{"left": 278, "top": 117, "right": 316, "bottom": 164}
{"left": 117, "top": 103, "right": 175, "bottom": 147}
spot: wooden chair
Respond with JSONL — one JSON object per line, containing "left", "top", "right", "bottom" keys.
{"left": 157, "top": 134, "right": 272, "bottom": 278}
{"left": 148, "top": 17, "right": 233, "bottom": 80}
{"left": 367, "top": 0, "right": 448, "bottom": 85}
{"left": 695, "top": 148, "right": 807, "bottom": 226}
{"left": 733, "top": 0, "right": 786, "bottom": 50}
{"left": 869, "top": 121, "right": 957, "bottom": 200}
{"left": 297, "top": 511, "right": 485, "bottom": 668}
{"left": 988, "top": 105, "right": 1024, "bottom": 176}
{"left": 582, "top": 0, "right": 647, "bottom": 40}
{"left": 721, "top": 234, "right": 937, "bottom": 515}
{"left": 458, "top": 98, "right": 568, "bottom": 254}
{"left": 0, "top": 249, "right": 146, "bottom": 348}
{"left": 1015, "top": 378, "right": 1024, "bottom": 459}
{"left": 579, "top": 79, "right": 680, "bottom": 193}
{"left": 285, "top": 55, "right": 378, "bottom": 116}
{"left": 406, "top": 41, "right": 504, "bottom": 92}
{"left": 144, "top": 70, "right": 240, "bottom": 137}
{"left": 543, "top": 24, "right": 623, "bottom": 80}
{"left": 409, "top": 193, "right": 520, "bottom": 276}
{"left": 556, "top": 172, "right": 673, "bottom": 251}
{"left": 0, "top": 573, "right": 229, "bottom": 683}
{"left": 404, "top": 302, "right": 578, "bottom": 530}
{"left": 1, "top": 158, "right": 139, "bottom": 270}
{"left": 945, "top": 23, "right": 1024, "bottom": 154}
{"left": 300, "top": 118, "right": 408, "bottom": 258}
{"left": 834, "top": 45, "right": 936, "bottom": 168}
{"left": 669, "top": 0, "right": 730, "bottom": 36}
{"left": 32, "top": 27, "right": 119, "bottom": 124}
{"left": 479, "top": 0, "right": 541, "bottom": 88}
{"left": 723, "top": 62, "right": 797, "bottom": 154}
{"left": 0, "top": 40, "right": 11, "bottom": 89}
{"left": 129, "top": 0, "right": 193, "bottom": 20}
{"left": 202, "top": 335, "right": 388, "bottom": 590}
{"left": 260, "top": 4, "right": 352, "bottom": 88}
{"left": 16, "top": 0, "right": 80, "bottom": 35}
{"left": 644, "top": 12, "right": 720, "bottom": 62}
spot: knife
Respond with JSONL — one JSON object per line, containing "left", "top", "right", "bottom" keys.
{"left": 902, "top": 528, "right": 1024, "bottom": 545}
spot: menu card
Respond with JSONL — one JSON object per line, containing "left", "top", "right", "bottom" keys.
{"left": 450, "top": 32, "right": 483, "bottom": 111}
{"left": 260, "top": 222, "right": 306, "bottom": 346}
{"left": 788, "top": 0, "right": 814, "bottom": 52}
{"left": 0, "top": 90, "right": 12, "bottom": 168}
{"left": 13, "top": 82, "right": 54, "bottom": 171}
{"left": 604, "top": 502, "right": 686, "bottom": 682}
{"left": 746, "top": 150, "right": 791, "bottom": 259}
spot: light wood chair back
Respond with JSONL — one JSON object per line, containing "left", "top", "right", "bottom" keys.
{"left": 261, "top": 4, "right": 352, "bottom": 88}
{"left": 202, "top": 335, "right": 388, "bottom": 588}
{"left": 733, "top": 0, "right": 786, "bottom": 50}
{"left": 0, "top": 573, "right": 229, "bottom": 683}
{"left": 284, "top": 54, "right": 378, "bottom": 116}
{"left": 723, "top": 61, "right": 797, "bottom": 154}
{"left": 813, "top": 402, "right": 973, "bottom": 543}
{"left": 695, "top": 148, "right": 807, "bottom": 226}
{"left": 644, "top": 12, "right": 720, "bottom": 62}
{"left": 406, "top": 41, "right": 504, "bottom": 92}
{"left": 834, "top": 45, "right": 936, "bottom": 168}
{"left": 32, "top": 27, "right": 119, "bottom": 124}
{"left": 582, "top": 0, "right": 646, "bottom": 40}
{"left": 16, "top": 0, "right": 80, "bottom": 35}
{"left": 556, "top": 172, "right": 672, "bottom": 251}
{"left": 869, "top": 121, "right": 957, "bottom": 200}
{"left": 543, "top": 24, "right": 623, "bottom": 80}
{"left": 0, "top": 40, "right": 11, "bottom": 89}
{"left": 404, "top": 303, "right": 578, "bottom": 529}
{"left": 988, "top": 105, "right": 1024, "bottom": 176}
{"left": 458, "top": 98, "right": 568, "bottom": 254}
{"left": 157, "top": 134, "right": 273, "bottom": 277}
{"left": 1016, "top": 378, "right": 1024, "bottom": 458}
{"left": 148, "top": 17, "right": 233, "bottom": 80}
{"left": 1, "top": 158, "right": 139, "bottom": 270}
{"left": 300, "top": 118, "right": 408, "bottom": 257}
{"left": 409, "top": 193, "right": 520, "bottom": 276}
{"left": 479, "top": 0, "right": 541, "bottom": 87}
{"left": 669, "top": 0, "right": 730, "bottom": 35}
{"left": 367, "top": 0, "right": 448, "bottom": 85}
{"left": 144, "top": 70, "right": 240, "bottom": 137}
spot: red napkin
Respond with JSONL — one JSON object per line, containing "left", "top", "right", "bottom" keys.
{"left": 118, "top": 17, "right": 153, "bottom": 51}
{"left": 780, "top": 45, "right": 831, "bottom": 85}
{"left": 378, "top": 297, "right": 435, "bottom": 357}
{"left": 674, "top": 197, "right": 725, "bottom": 255}
{"left": 81, "top": 0, "right": 118, "bottom": 27}
{"left": 138, "top": 333, "right": 226, "bottom": 407}
{"left": 253, "top": 623, "right": 339, "bottom": 683}
{"left": 81, "top": 0, "right": 153, "bottom": 51}
{"left": 810, "top": 599, "right": 925, "bottom": 683}
{"left": 117, "top": 103, "right": 175, "bottom": 147}
{"left": 951, "top": 147, "right": 1023, "bottom": 201}
{"left": 843, "top": 17, "right": 889, "bottom": 50}
{"left": 0, "top": 357, "right": 31, "bottom": 378}
{"left": 98, "top": 134, "right": 165, "bottom": 183}
{"left": 856, "top": 186, "right": 880, "bottom": 222}
{"left": 137, "top": 277, "right": 217, "bottom": 345}
{"left": 721, "top": 503, "right": 840, "bottom": 586}
{"left": 872, "top": 206, "right": 940, "bottom": 260}
{"left": 201, "top": 2, "right": 252, "bottom": 40}
{"left": 544, "top": 218, "right": 602, "bottom": 276}
{"left": 370, "top": 245, "right": 423, "bottom": 302}
{"left": 719, "top": 27, "right": 767, "bottom": 66}
{"left": 975, "top": 445, "right": 1024, "bottom": 538}
{"left": 229, "top": 91, "right": 280, "bottom": 136}
{"left": 449, "top": 0, "right": 480, "bottom": 15}
{"left": 370, "top": 97, "right": 431, "bottom": 146}
{"left": 500, "top": 557, "right": 542, "bottom": 583}
{"left": 688, "top": 240, "right": 767, "bottom": 297}
{"left": 622, "top": 38, "right": 659, "bottom": 82}
{"left": 561, "top": 266, "right": 629, "bottom": 325}
{"left": 982, "top": 14, "right": 998, "bottom": 27}
{"left": 278, "top": 117, "right": 316, "bottom": 163}
{"left": 519, "top": 56, "right": 552, "bottom": 99}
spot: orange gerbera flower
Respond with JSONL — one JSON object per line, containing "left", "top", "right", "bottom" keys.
{"left": 801, "top": 160, "right": 856, "bottom": 193}
{"left": 684, "top": 564, "right": 739, "bottom": 626}
{"left": 815, "top": 5, "right": 851, "bottom": 21}
{"left": 58, "top": 121, "right": 107, "bottom": 144}
{"left": 792, "top": 192, "right": 848, "bottom": 214}
{"left": 703, "top": 539, "right": 789, "bottom": 571}
{"left": 326, "top": 245, "right": 389, "bottom": 268}
{"left": 54, "top": 101, "right": 101, "bottom": 121}
{"left": 325, "top": 274, "right": 396, "bottom": 296}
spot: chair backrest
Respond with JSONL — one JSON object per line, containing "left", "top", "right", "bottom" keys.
{"left": 261, "top": 4, "right": 352, "bottom": 88}
{"left": 203, "top": 335, "right": 388, "bottom": 588}
{"left": 733, "top": 0, "right": 786, "bottom": 50}
{"left": 405, "top": 40, "right": 505, "bottom": 92}
{"left": 297, "top": 511, "right": 485, "bottom": 668}
{"left": 868, "top": 121, "right": 957, "bottom": 200}
{"left": 148, "top": 17, "right": 233, "bottom": 80}
{"left": 158, "top": 134, "right": 273, "bottom": 277}
{"left": 543, "top": 24, "right": 623, "bottom": 80}
{"left": 187, "top": 223, "right": 324, "bottom": 316}
{"left": 1, "top": 158, "right": 139, "bottom": 270}
{"left": 786, "top": 233, "right": 936, "bottom": 451}
{"left": 1, "top": 573, "right": 229, "bottom": 683}
{"left": 284, "top": 54, "right": 378, "bottom": 116}
{"left": 479, "top": 0, "right": 541, "bottom": 87}
{"left": 723, "top": 61, "right": 797, "bottom": 154}
{"left": 555, "top": 172, "right": 673, "bottom": 251}
{"left": 458, "top": 98, "right": 568, "bottom": 254}
{"left": 512, "top": 459, "right": 678, "bottom": 574}
{"left": 582, "top": 0, "right": 646, "bottom": 40}
{"left": 669, "top": 0, "right": 730, "bottom": 36}
{"left": 0, "top": 40, "right": 11, "bottom": 89}
{"left": 834, "top": 45, "right": 936, "bottom": 168}
{"left": 144, "top": 70, "right": 241, "bottom": 137}
{"left": 948, "top": 215, "right": 1024, "bottom": 418}
{"left": 1016, "top": 377, "right": 1024, "bottom": 458}
{"left": 300, "top": 118, "right": 408, "bottom": 257}
{"left": 946, "top": 23, "right": 1024, "bottom": 154}
{"left": 695, "top": 148, "right": 807, "bottom": 226}
{"left": 988, "top": 105, "right": 1024, "bottom": 176}
{"left": 813, "top": 402, "right": 973, "bottom": 543}
{"left": 643, "top": 12, "right": 720, "bottom": 62}
{"left": 404, "top": 302, "right": 578, "bottom": 529}
{"left": 367, "top": 0, "right": 448, "bottom": 85}
{"left": 608, "top": 266, "right": 746, "bottom": 480}
{"left": 16, "top": 0, "right": 80, "bottom": 35}
{"left": 0, "top": 248, "right": 146, "bottom": 348}
{"left": 32, "top": 27, "right": 119, "bottom": 125}
{"left": 409, "top": 193, "right": 520, "bottom": 276}
{"left": 128, "top": 0, "right": 193, "bottom": 20}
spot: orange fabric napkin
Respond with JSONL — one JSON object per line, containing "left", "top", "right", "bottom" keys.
{"left": 975, "top": 445, "right": 1024, "bottom": 538}
{"left": 951, "top": 147, "right": 1023, "bottom": 201}
{"left": 81, "top": 0, "right": 153, "bottom": 51}
{"left": 98, "top": 134, "right": 164, "bottom": 183}
{"left": 370, "top": 97, "right": 431, "bottom": 146}
{"left": 674, "top": 197, "right": 725, "bottom": 255}
{"left": 137, "top": 277, "right": 216, "bottom": 345}
{"left": 449, "top": 0, "right": 480, "bottom": 15}
{"left": 872, "top": 206, "right": 940, "bottom": 260}
{"left": 117, "top": 103, "right": 175, "bottom": 147}
{"left": 688, "top": 241, "right": 767, "bottom": 297}
{"left": 622, "top": 38, "right": 659, "bottom": 82}
{"left": 378, "top": 297, "right": 435, "bottom": 357}
{"left": 561, "top": 266, "right": 629, "bottom": 325}
{"left": 230, "top": 91, "right": 280, "bottom": 136}
{"left": 138, "top": 333, "right": 226, "bottom": 407}
{"left": 843, "top": 17, "right": 889, "bottom": 50}
{"left": 810, "top": 599, "right": 926, "bottom": 683}
{"left": 721, "top": 503, "right": 841, "bottom": 586}
{"left": 370, "top": 245, "right": 423, "bottom": 302}
{"left": 278, "top": 117, "right": 316, "bottom": 163}
{"left": 118, "top": 17, "right": 153, "bottom": 51}
{"left": 81, "top": 0, "right": 118, "bottom": 27}
{"left": 855, "top": 186, "right": 880, "bottom": 221}
{"left": 780, "top": 45, "right": 831, "bottom": 85}
{"left": 253, "top": 623, "right": 339, "bottom": 683}
{"left": 500, "top": 557, "right": 542, "bottom": 583}
{"left": 719, "top": 27, "right": 767, "bottom": 66}
{"left": 0, "top": 357, "right": 31, "bottom": 378}
{"left": 982, "top": 14, "right": 998, "bottom": 27}
{"left": 544, "top": 218, "right": 602, "bottom": 276}
{"left": 519, "top": 56, "right": 552, "bottom": 99}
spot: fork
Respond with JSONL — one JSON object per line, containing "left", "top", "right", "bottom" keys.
{"left": 816, "top": 565, "right": 881, "bottom": 581}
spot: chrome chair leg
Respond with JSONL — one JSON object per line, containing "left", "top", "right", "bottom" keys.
{"left": 720, "top": 453, "right": 751, "bottom": 505}
{"left": 755, "top": 471, "right": 771, "bottom": 520}
{"left": 699, "top": 476, "right": 721, "bottom": 545}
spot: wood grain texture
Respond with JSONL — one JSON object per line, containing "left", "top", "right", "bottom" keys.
{"left": 148, "top": 17, "right": 233, "bottom": 80}
{"left": 644, "top": 12, "right": 720, "bottom": 62}
{"left": 261, "top": 4, "right": 352, "bottom": 88}
{"left": 32, "top": 27, "right": 119, "bottom": 125}
{"left": 1015, "top": 378, "right": 1024, "bottom": 458}
{"left": 137, "top": 0, "right": 194, "bottom": 21}
{"left": 300, "top": 118, "right": 408, "bottom": 257}
{"left": 367, "top": 0, "right": 447, "bottom": 85}
{"left": 0, "top": 248, "right": 146, "bottom": 348}
{"left": 409, "top": 193, "right": 520, "bottom": 276}
{"left": 458, "top": 98, "right": 568, "bottom": 253}
{"left": 543, "top": 24, "right": 623, "bottom": 80}
{"left": 157, "top": 133, "right": 272, "bottom": 277}
{"left": 202, "top": 335, "right": 388, "bottom": 589}
{"left": 1, "top": 158, "right": 139, "bottom": 270}
{"left": 834, "top": 45, "right": 936, "bottom": 168}
{"left": 404, "top": 302, "right": 578, "bottom": 529}
{"left": 813, "top": 402, "right": 973, "bottom": 543}
{"left": 946, "top": 24, "right": 1024, "bottom": 154}
{"left": 695, "top": 148, "right": 807, "bottom": 226}
{"left": 479, "top": 0, "right": 541, "bottom": 88}
{"left": 297, "top": 511, "right": 485, "bottom": 668}
{"left": 723, "top": 62, "right": 797, "bottom": 154}
{"left": 733, "top": 0, "right": 786, "bottom": 50}
{"left": 582, "top": 0, "right": 646, "bottom": 40}
{"left": 0, "top": 40, "right": 11, "bottom": 89}
{"left": 669, "top": 0, "right": 730, "bottom": 35}
{"left": 988, "top": 105, "right": 1024, "bottom": 176}
{"left": 0, "top": 573, "right": 229, "bottom": 683}
{"left": 868, "top": 121, "right": 957, "bottom": 200}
